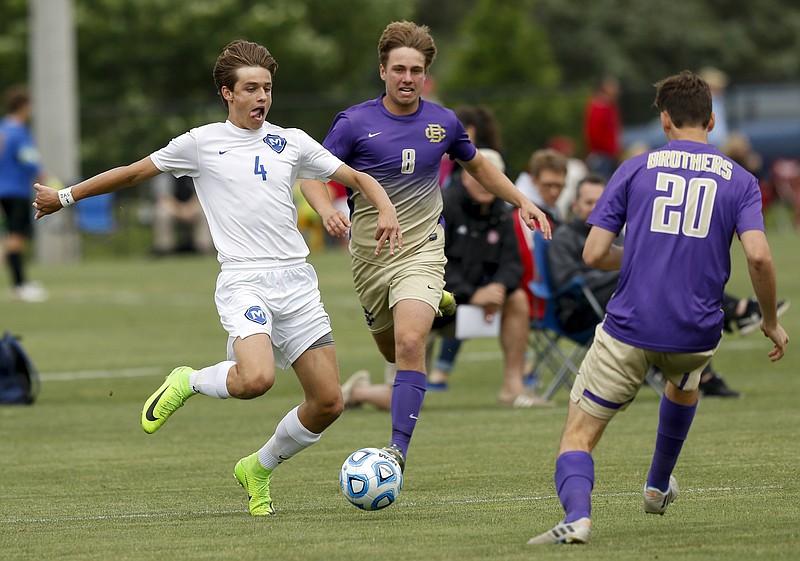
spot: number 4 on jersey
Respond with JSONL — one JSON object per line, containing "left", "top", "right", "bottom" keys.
{"left": 254, "top": 156, "right": 267, "bottom": 181}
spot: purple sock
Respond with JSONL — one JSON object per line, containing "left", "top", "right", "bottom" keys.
{"left": 390, "top": 370, "right": 427, "bottom": 458}
{"left": 647, "top": 395, "right": 697, "bottom": 491}
{"left": 555, "top": 451, "right": 594, "bottom": 523}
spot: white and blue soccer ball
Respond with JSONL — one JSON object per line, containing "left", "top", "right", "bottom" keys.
{"left": 340, "top": 447, "right": 403, "bottom": 511}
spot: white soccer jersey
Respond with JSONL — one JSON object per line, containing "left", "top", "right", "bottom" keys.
{"left": 150, "top": 120, "right": 343, "bottom": 263}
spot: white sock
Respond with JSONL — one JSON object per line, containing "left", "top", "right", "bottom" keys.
{"left": 384, "top": 361, "right": 397, "bottom": 384}
{"left": 189, "top": 361, "right": 234, "bottom": 399}
{"left": 257, "top": 406, "right": 321, "bottom": 471}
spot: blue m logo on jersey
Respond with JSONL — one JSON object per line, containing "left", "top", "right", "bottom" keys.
{"left": 245, "top": 306, "right": 268, "bottom": 325}
{"left": 264, "top": 134, "right": 286, "bottom": 153}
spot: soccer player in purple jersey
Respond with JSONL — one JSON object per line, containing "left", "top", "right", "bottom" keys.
{"left": 302, "top": 21, "right": 550, "bottom": 472}
{"left": 528, "top": 70, "right": 788, "bottom": 545}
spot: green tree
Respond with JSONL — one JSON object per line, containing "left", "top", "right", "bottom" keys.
{"left": 441, "top": 0, "right": 583, "bottom": 174}
{"left": 535, "top": 0, "right": 800, "bottom": 121}
{"left": 74, "top": 0, "right": 415, "bottom": 177}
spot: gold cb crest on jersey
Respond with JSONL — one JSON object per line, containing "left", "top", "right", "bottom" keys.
{"left": 425, "top": 124, "right": 446, "bottom": 143}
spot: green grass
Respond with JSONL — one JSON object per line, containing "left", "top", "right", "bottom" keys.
{"left": 1, "top": 232, "right": 798, "bottom": 561}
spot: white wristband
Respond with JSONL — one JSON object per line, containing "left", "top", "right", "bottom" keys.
{"left": 58, "top": 187, "right": 76, "bottom": 207}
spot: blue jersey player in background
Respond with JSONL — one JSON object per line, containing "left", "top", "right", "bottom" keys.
{"left": 528, "top": 70, "right": 788, "bottom": 545}
{"left": 302, "top": 21, "right": 550, "bottom": 473}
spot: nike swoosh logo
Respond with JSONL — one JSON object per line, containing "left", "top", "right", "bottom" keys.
{"left": 144, "top": 387, "right": 168, "bottom": 421}
{"left": 218, "top": 150, "right": 230, "bottom": 155}
{"left": 368, "top": 132, "right": 382, "bottom": 138}
{"left": 409, "top": 414, "right": 418, "bottom": 420}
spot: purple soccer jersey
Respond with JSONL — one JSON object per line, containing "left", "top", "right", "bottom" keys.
{"left": 322, "top": 95, "right": 476, "bottom": 263}
{"left": 588, "top": 139, "right": 764, "bottom": 352}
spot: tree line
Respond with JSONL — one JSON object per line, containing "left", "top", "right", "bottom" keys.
{"left": 2, "top": 0, "right": 799, "bottom": 178}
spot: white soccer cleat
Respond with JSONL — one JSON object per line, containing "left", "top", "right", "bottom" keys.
{"left": 644, "top": 475, "right": 679, "bottom": 515}
{"left": 527, "top": 517, "right": 591, "bottom": 545}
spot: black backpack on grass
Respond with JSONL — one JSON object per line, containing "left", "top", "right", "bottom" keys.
{"left": 0, "top": 332, "right": 39, "bottom": 404}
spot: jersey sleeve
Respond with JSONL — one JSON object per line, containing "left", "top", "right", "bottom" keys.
{"left": 447, "top": 116, "right": 477, "bottom": 163}
{"left": 295, "top": 129, "right": 344, "bottom": 181}
{"left": 321, "top": 112, "right": 356, "bottom": 161}
{"left": 149, "top": 129, "right": 201, "bottom": 178}
{"left": 735, "top": 174, "right": 766, "bottom": 236}
{"left": 587, "top": 161, "right": 631, "bottom": 234}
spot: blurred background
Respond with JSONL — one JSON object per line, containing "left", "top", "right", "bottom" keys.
{"left": 3, "top": 0, "right": 800, "bottom": 262}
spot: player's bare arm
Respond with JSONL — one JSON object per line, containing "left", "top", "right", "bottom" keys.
{"left": 458, "top": 152, "right": 552, "bottom": 239}
{"left": 583, "top": 226, "right": 623, "bottom": 270}
{"left": 33, "top": 156, "right": 161, "bottom": 219}
{"left": 299, "top": 179, "right": 351, "bottom": 239}
{"left": 740, "top": 229, "right": 789, "bottom": 361}
{"left": 328, "top": 165, "right": 402, "bottom": 255}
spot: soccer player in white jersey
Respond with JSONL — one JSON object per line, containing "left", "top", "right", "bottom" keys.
{"left": 528, "top": 70, "right": 788, "bottom": 545}
{"left": 31, "top": 40, "right": 401, "bottom": 516}
{"left": 301, "top": 22, "right": 551, "bottom": 473}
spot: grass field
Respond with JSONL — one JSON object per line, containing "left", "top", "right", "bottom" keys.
{"left": 1, "top": 230, "right": 798, "bottom": 560}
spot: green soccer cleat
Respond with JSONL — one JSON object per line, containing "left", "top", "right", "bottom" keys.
{"left": 438, "top": 290, "right": 457, "bottom": 317}
{"left": 141, "top": 366, "right": 195, "bottom": 434}
{"left": 234, "top": 453, "right": 275, "bottom": 516}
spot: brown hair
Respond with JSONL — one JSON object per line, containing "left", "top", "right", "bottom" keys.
{"left": 213, "top": 40, "right": 278, "bottom": 108}
{"left": 575, "top": 173, "right": 606, "bottom": 200}
{"left": 527, "top": 148, "right": 568, "bottom": 179}
{"left": 455, "top": 105, "right": 503, "bottom": 151}
{"left": 378, "top": 21, "right": 437, "bottom": 70}
{"left": 4, "top": 84, "right": 30, "bottom": 114}
{"left": 653, "top": 70, "right": 712, "bottom": 129}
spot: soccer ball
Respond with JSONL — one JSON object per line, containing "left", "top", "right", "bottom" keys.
{"left": 340, "top": 447, "right": 403, "bottom": 511}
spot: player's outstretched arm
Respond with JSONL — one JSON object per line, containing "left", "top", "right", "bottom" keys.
{"left": 300, "top": 179, "right": 351, "bottom": 239}
{"left": 458, "top": 152, "right": 551, "bottom": 239}
{"left": 740, "top": 230, "right": 789, "bottom": 361}
{"left": 328, "top": 165, "right": 402, "bottom": 256}
{"left": 33, "top": 156, "right": 161, "bottom": 220}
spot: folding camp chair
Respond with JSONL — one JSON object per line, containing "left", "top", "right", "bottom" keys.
{"left": 527, "top": 230, "right": 603, "bottom": 401}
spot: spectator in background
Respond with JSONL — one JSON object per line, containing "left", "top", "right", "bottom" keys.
{"left": 699, "top": 66, "right": 729, "bottom": 147}
{"left": 515, "top": 148, "right": 568, "bottom": 224}
{"left": 722, "top": 131, "right": 763, "bottom": 178}
{"left": 513, "top": 149, "right": 568, "bottom": 323}
{"left": 583, "top": 75, "right": 622, "bottom": 180}
{"left": 548, "top": 174, "right": 618, "bottom": 334}
{"left": 0, "top": 85, "right": 47, "bottom": 302}
{"left": 440, "top": 105, "right": 503, "bottom": 188}
{"left": 548, "top": 135, "right": 588, "bottom": 221}
{"left": 152, "top": 174, "right": 214, "bottom": 256}
{"left": 427, "top": 104, "right": 507, "bottom": 388}
{"left": 429, "top": 149, "right": 551, "bottom": 407}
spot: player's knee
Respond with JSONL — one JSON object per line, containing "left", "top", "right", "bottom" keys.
{"left": 312, "top": 390, "right": 345, "bottom": 423}
{"left": 236, "top": 366, "right": 275, "bottom": 398}
{"left": 394, "top": 332, "right": 425, "bottom": 363}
